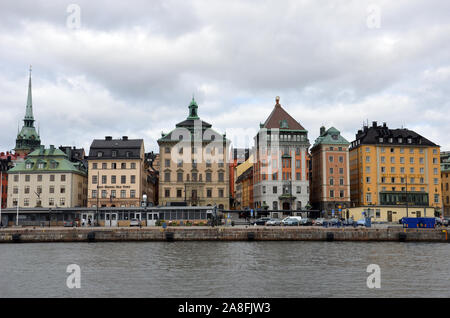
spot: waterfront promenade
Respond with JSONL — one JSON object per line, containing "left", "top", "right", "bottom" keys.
{"left": 0, "top": 226, "right": 448, "bottom": 243}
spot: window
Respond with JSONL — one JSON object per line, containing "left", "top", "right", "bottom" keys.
{"left": 14, "top": 175, "right": 19, "bottom": 182}
{"left": 24, "top": 186, "right": 30, "bottom": 194}
{"left": 49, "top": 198, "right": 54, "bottom": 206}
{"left": 390, "top": 157, "right": 395, "bottom": 163}
{"left": 177, "top": 189, "right": 182, "bottom": 198}
{"left": 165, "top": 147, "right": 170, "bottom": 154}
{"left": 60, "top": 198, "right": 66, "bottom": 206}
{"left": 330, "top": 168, "right": 334, "bottom": 174}
{"left": 164, "top": 172, "right": 170, "bottom": 182}
{"left": 112, "top": 150, "right": 117, "bottom": 157}
{"left": 102, "top": 175, "right": 107, "bottom": 184}
{"left": 121, "top": 175, "right": 126, "bottom": 184}
{"left": 92, "top": 175, "right": 97, "bottom": 184}
{"left": 49, "top": 186, "right": 55, "bottom": 194}
{"left": 130, "top": 190, "right": 136, "bottom": 198}
{"left": 329, "top": 156, "right": 334, "bottom": 162}
{"left": 340, "top": 190, "right": 344, "bottom": 198}
{"left": 111, "top": 175, "right": 116, "bottom": 184}
{"left": 339, "top": 156, "right": 343, "bottom": 163}
{"left": 111, "top": 190, "right": 116, "bottom": 198}
{"left": 330, "top": 178, "right": 334, "bottom": 185}
{"left": 218, "top": 189, "right": 224, "bottom": 198}
{"left": 206, "top": 172, "right": 211, "bottom": 182}
{"left": 92, "top": 190, "right": 97, "bottom": 198}
{"left": 121, "top": 190, "right": 126, "bottom": 198}
{"left": 131, "top": 162, "right": 136, "bottom": 169}
{"left": 339, "top": 168, "right": 344, "bottom": 174}
{"left": 60, "top": 186, "right": 66, "bottom": 194}
{"left": 37, "top": 175, "right": 42, "bottom": 182}
{"left": 25, "top": 175, "right": 30, "bottom": 182}
{"left": 218, "top": 172, "right": 224, "bottom": 182}
{"left": 121, "top": 163, "right": 126, "bottom": 169}
{"left": 410, "top": 157, "right": 414, "bottom": 164}
{"left": 330, "top": 190, "right": 334, "bottom": 198}
{"left": 381, "top": 156, "right": 385, "bottom": 163}
{"left": 207, "top": 189, "right": 212, "bottom": 198}
{"left": 50, "top": 175, "right": 55, "bottom": 182}
{"left": 93, "top": 163, "right": 98, "bottom": 169}
{"left": 296, "top": 186, "right": 301, "bottom": 194}
{"left": 366, "top": 156, "right": 370, "bottom": 163}
{"left": 102, "top": 163, "right": 107, "bottom": 169}
{"left": 165, "top": 159, "right": 171, "bottom": 167}
{"left": 102, "top": 190, "right": 107, "bottom": 198}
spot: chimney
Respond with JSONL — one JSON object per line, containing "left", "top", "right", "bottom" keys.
{"left": 372, "top": 121, "right": 377, "bottom": 128}
{"left": 105, "top": 136, "right": 112, "bottom": 141}
{"left": 320, "top": 126, "right": 326, "bottom": 136}
{"left": 49, "top": 145, "right": 55, "bottom": 155}
{"left": 383, "top": 122, "right": 387, "bottom": 128}
{"left": 122, "top": 136, "right": 128, "bottom": 141}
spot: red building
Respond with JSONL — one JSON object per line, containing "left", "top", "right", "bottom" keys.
{"left": 0, "top": 151, "right": 23, "bottom": 209}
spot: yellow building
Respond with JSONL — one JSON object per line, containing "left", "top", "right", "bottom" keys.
{"left": 157, "top": 98, "right": 230, "bottom": 209}
{"left": 441, "top": 151, "right": 450, "bottom": 216}
{"left": 349, "top": 122, "right": 441, "bottom": 213}
{"left": 235, "top": 155, "right": 254, "bottom": 210}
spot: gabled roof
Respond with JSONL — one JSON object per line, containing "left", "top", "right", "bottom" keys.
{"left": 88, "top": 138, "right": 143, "bottom": 159}
{"left": 262, "top": 97, "right": 305, "bottom": 130}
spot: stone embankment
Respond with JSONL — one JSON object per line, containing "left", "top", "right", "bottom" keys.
{"left": 0, "top": 226, "right": 449, "bottom": 243}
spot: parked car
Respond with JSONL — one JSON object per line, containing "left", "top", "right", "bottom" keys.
{"left": 130, "top": 218, "right": 141, "bottom": 227}
{"left": 443, "top": 218, "right": 450, "bottom": 226}
{"left": 266, "top": 218, "right": 282, "bottom": 226}
{"left": 299, "top": 218, "right": 312, "bottom": 226}
{"left": 63, "top": 220, "right": 77, "bottom": 227}
{"left": 355, "top": 218, "right": 366, "bottom": 226}
{"left": 251, "top": 217, "right": 272, "bottom": 226}
{"left": 282, "top": 217, "right": 300, "bottom": 226}
{"left": 343, "top": 218, "right": 354, "bottom": 226}
{"left": 314, "top": 218, "right": 325, "bottom": 226}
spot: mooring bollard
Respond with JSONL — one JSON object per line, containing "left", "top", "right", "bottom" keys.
{"left": 326, "top": 232, "right": 334, "bottom": 242}
{"left": 165, "top": 232, "right": 174, "bottom": 242}
{"left": 12, "top": 233, "right": 21, "bottom": 243}
{"left": 247, "top": 232, "right": 255, "bottom": 241}
{"left": 87, "top": 231, "right": 96, "bottom": 242}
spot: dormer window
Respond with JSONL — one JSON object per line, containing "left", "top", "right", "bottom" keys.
{"left": 97, "top": 151, "right": 103, "bottom": 157}
{"left": 398, "top": 138, "right": 402, "bottom": 143}
{"left": 112, "top": 150, "right": 117, "bottom": 157}
{"left": 388, "top": 138, "right": 393, "bottom": 143}
{"left": 25, "top": 162, "right": 33, "bottom": 169}
{"left": 38, "top": 163, "right": 45, "bottom": 169}
{"left": 407, "top": 138, "right": 412, "bottom": 144}
{"left": 379, "top": 138, "right": 383, "bottom": 143}
{"left": 50, "top": 162, "right": 58, "bottom": 169}
{"left": 126, "top": 151, "right": 131, "bottom": 157}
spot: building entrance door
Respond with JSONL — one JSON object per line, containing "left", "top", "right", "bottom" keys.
{"left": 82, "top": 213, "right": 95, "bottom": 226}
{"left": 387, "top": 211, "right": 393, "bottom": 223}
{"left": 282, "top": 202, "right": 291, "bottom": 210}
{"left": 105, "top": 213, "right": 118, "bottom": 227}
{"left": 146, "top": 212, "right": 158, "bottom": 226}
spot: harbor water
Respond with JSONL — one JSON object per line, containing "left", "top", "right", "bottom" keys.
{"left": 0, "top": 241, "right": 449, "bottom": 297}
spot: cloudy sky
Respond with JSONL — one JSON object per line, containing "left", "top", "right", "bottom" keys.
{"left": 1, "top": 0, "right": 449, "bottom": 154}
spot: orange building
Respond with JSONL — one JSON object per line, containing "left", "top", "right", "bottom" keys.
{"left": 310, "top": 126, "right": 351, "bottom": 216}
{"left": 235, "top": 155, "right": 254, "bottom": 210}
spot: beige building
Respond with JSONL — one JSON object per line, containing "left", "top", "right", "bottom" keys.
{"left": 347, "top": 206, "right": 435, "bottom": 223}
{"left": 157, "top": 98, "right": 230, "bottom": 209}
{"left": 7, "top": 145, "right": 87, "bottom": 208}
{"left": 87, "top": 136, "right": 154, "bottom": 208}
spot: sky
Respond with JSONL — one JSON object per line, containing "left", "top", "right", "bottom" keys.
{"left": 1, "top": 0, "right": 449, "bottom": 154}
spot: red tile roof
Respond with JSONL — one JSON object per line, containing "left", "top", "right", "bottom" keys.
{"left": 263, "top": 97, "right": 305, "bottom": 130}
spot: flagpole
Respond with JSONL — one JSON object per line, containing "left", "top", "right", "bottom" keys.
{"left": 16, "top": 172, "right": 20, "bottom": 226}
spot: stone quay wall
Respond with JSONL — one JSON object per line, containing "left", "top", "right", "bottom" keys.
{"left": 0, "top": 226, "right": 449, "bottom": 243}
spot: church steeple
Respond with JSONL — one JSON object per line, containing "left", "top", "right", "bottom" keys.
{"left": 187, "top": 96, "right": 199, "bottom": 119}
{"left": 15, "top": 66, "right": 41, "bottom": 156}
{"left": 24, "top": 65, "right": 35, "bottom": 127}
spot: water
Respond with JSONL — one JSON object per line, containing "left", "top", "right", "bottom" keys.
{"left": 0, "top": 241, "right": 449, "bottom": 297}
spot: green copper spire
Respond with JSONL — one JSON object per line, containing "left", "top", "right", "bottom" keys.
{"left": 15, "top": 66, "right": 41, "bottom": 155}
{"left": 24, "top": 65, "right": 34, "bottom": 124}
{"left": 187, "top": 96, "right": 199, "bottom": 119}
